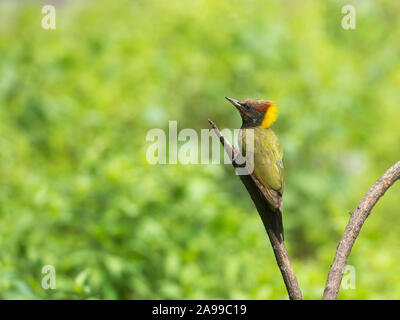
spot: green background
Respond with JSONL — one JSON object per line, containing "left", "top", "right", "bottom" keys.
{"left": 0, "top": 0, "right": 399, "bottom": 299}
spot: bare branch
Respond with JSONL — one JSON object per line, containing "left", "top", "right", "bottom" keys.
{"left": 208, "top": 119, "right": 303, "bottom": 300}
{"left": 323, "top": 160, "right": 400, "bottom": 300}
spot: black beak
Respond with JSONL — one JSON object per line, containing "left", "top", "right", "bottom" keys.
{"left": 225, "top": 96, "right": 242, "bottom": 109}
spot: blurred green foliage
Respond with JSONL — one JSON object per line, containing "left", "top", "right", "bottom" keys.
{"left": 0, "top": 0, "right": 400, "bottom": 299}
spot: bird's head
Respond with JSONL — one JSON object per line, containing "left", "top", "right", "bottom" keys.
{"left": 225, "top": 97, "right": 280, "bottom": 129}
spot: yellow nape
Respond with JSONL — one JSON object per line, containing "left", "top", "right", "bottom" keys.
{"left": 260, "top": 104, "right": 280, "bottom": 128}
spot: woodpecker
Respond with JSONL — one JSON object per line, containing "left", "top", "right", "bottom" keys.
{"left": 226, "top": 97, "right": 284, "bottom": 241}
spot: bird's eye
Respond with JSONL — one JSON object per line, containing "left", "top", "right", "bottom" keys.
{"left": 245, "top": 104, "right": 251, "bottom": 110}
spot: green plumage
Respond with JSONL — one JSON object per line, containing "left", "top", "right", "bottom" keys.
{"left": 240, "top": 127, "right": 284, "bottom": 194}
{"left": 225, "top": 96, "right": 285, "bottom": 241}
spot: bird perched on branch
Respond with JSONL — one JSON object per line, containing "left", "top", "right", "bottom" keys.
{"left": 225, "top": 97, "right": 285, "bottom": 241}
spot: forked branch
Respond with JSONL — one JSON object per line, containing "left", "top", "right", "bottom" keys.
{"left": 209, "top": 117, "right": 400, "bottom": 300}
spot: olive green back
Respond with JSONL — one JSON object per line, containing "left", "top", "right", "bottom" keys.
{"left": 240, "top": 128, "right": 284, "bottom": 193}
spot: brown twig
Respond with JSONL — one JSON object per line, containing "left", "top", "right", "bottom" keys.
{"left": 208, "top": 119, "right": 303, "bottom": 300}
{"left": 323, "top": 160, "right": 400, "bottom": 300}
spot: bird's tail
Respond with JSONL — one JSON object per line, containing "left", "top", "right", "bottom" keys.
{"left": 274, "top": 209, "right": 284, "bottom": 242}
{"left": 263, "top": 205, "right": 284, "bottom": 242}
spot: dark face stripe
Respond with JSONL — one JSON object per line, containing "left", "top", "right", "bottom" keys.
{"left": 236, "top": 99, "right": 276, "bottom": 128}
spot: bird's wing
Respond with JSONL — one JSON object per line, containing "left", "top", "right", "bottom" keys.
{"left": 241, "top": 128, "right": 285, "bottom": 240}
{"left": 241, "top": 128, "right": 284, "bottom": 192}
{"left": 240, "top": 128, "right": 284, "bottom": 209}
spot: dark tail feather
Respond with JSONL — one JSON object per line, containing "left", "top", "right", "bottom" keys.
{"left": 274, "top": 209, "right": 284, "bottom": 241}
{"left": 263, "top": 206, "right": 284, "bottom": 242}
{"left": 240, "top": 175, "right": 285, "bottom": 242}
